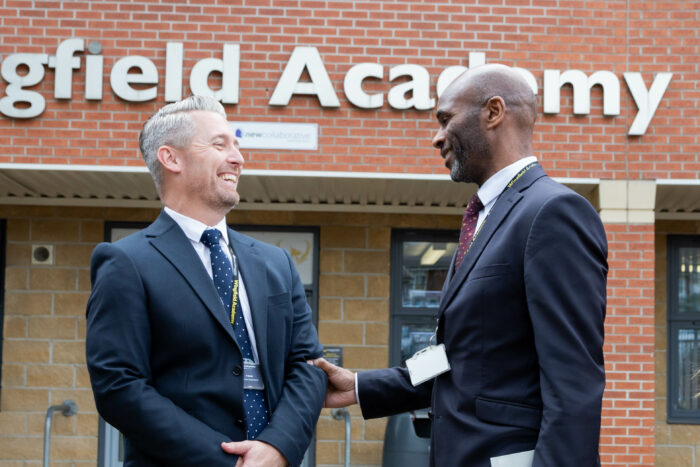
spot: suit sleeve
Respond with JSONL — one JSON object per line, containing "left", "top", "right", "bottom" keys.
{"left": 255, "top": 249, "right": 328, "bottom": 466}
{"left": 524, "top": 193, "right": 607, "bottom": 466}
{"left": 357, "top": 367, "right": 433, "bottom": 419}
{"left": 85, "top": 242, "right": 237, "bottom": 466}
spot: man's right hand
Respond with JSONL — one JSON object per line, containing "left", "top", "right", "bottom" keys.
{"left": 309, "top": 358, "right": 357, "bottom": 408}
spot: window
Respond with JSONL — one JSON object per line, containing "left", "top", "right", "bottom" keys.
{"left": 668, "top": 236, "right": 700, "bottom": 423}
{"left": 234, "top": 226, "right": 319, "bottom": 328}
{"left": 390, "top": 229, "right": 458, "bottom": 367}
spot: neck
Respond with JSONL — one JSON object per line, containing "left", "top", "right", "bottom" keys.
{"left": 163, "top": 198, "right": 228, "bottom": 227}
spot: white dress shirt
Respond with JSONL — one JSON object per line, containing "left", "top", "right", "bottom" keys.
{"left": 164, "top": 207, "right": 260, "bottom": 363}
{"left": 474, "top": 156, "right": 538, "bottom": 232}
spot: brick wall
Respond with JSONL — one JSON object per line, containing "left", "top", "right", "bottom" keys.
{"left": 0, "top": 0, "right": 695, "bottom": 180}
{"left": 600, "top": 223, "right": 655, "bottom": 466}
{"left": 0, "top": 1, "right": 691, "bottom": 465}
{"left": 0, "top": 206, "right": 110, "bottom": 464}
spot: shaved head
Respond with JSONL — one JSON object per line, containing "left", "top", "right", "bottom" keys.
{"left": 443, "top": 64, "right": 538, "bottom": 129}
{"left": 432, "top": 64, "right": 538, "bottom": 186}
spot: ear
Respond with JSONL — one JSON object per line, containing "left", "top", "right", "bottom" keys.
{"left": 484, "top": 96, "right": 506, "bottom": 129}
{"left": 156, "top": 145, "right": 182, "bottom": 174}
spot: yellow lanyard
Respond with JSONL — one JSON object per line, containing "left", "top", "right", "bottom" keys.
{"left": 228, "top": 245, "right": 239, "bottom": 325}
{"left": 469, "top": 162, "right": 537, "bottom": 248}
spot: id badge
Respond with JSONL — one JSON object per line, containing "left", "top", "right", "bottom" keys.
{"left": 405, "top": 344, "right": 451, "bottom": 387}
{"left": 243, "top": 358, "right": 265, "bottom": 390}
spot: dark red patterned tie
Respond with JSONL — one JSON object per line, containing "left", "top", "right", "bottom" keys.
{"left": 455, "top": 194, "right": 484, "bottom": 271}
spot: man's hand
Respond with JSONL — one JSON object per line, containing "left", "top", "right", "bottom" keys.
{"left": 309, "top": 358, "right": 357, "bottom": 408}
{"left": 221, "top": 440, "right": 287, "bottom": 467}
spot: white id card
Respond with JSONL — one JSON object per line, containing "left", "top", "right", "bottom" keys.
{"left": 405, "top": 344, "right": 451, "bottom": 386}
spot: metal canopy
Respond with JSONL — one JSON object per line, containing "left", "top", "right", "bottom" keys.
{"left": 0, "top": 163, "right": 600, "bottom": 215}
{"left": 656, "top": 180, "right": 700, "bottom": 219}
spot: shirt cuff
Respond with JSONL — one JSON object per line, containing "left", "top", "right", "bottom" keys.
{"left": 354, "top": 372, "right": 362, "bottom": 411}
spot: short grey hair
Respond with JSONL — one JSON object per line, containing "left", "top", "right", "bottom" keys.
{"left": 139, "top": 95, "right": 227, "bottom": 192}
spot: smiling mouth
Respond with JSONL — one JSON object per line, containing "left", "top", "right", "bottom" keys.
{"left": 219, "top": 173, "right": 238, "bottom": 183}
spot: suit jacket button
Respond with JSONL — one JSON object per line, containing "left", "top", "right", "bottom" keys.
{"left": 232, "top": 366, "right": 242, "bottom": 376}
{"left": 235, "top": 418, "right": 245, "bottom": 427}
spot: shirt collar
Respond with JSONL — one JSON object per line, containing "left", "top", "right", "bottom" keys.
{"left": 477, "top": 156, "right": 538, "bottom": 207}
{"left": 163, "top": 207, "right": 230, "bottom": 246}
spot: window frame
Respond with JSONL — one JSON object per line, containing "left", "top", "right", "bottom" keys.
{"left": 389, "top": 228, "right": 458, "bottom": 367}
{"left": 667, "top": 235, "right": 700, "bottom": 423}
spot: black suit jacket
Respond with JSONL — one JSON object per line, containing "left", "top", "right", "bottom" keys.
{"left": 358, "top": 165, "right": 607, "bottom": 466}
{"left": 86, "top": 211, "right": 327, "bottom": 466}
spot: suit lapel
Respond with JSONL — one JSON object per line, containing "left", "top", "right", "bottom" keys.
{"left": 440, "top": 249, "right": 457, "bottom": 298}
{"left": 439, "top": 165, "right": 547, "bottom": 314}
{"left": 146, "top": 211, "right": 238, "bottom": 344}
{"left": 229, "top": 229, "right": 269, "bottom": 368}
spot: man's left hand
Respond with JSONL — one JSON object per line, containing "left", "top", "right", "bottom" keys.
{"left": 221, "top": 440, "right": 287, "bottom": 467}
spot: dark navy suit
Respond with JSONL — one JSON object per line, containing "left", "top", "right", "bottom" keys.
{"left": 358, "top": 165, "right": 607, "bottom": 466}
{"left": 86, "top": 211, "right": 326, "bottom": 466}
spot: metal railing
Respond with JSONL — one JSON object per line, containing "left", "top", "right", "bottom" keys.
{"left": 43, "top": 400, "right": 78, "bottom": 467}
{"left": 332, "top": 408, "right": 351, "bottom": 467}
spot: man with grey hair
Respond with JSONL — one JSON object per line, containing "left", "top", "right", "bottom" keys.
{"left": 86, "top": 95, "right": 327, "bottom": 466}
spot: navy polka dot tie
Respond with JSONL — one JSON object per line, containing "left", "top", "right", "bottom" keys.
{"left": 454, "top": 194, "right": 483, "bottom": 271}
{"left": 200, "top": 229, "right": 269, "bottom": 440}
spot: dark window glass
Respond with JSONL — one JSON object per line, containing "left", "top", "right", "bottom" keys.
{"left": 674, "top": 328, "right": 700, "bottom": 411}
{"left": 678, "top": 248, "right": 700, "bottom": 313}
{"left": 390, "top": 230, "right": 458, "bottom": 367}
{"left": 668, "top": 236, "right": 700, "bottom": 423}
{"left": 401, "top": 241, "right": 455, "bottom": 308}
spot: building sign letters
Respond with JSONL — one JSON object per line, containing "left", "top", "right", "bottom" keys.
{"left": 0, "top": 39, "right": 673, "bottom": 135}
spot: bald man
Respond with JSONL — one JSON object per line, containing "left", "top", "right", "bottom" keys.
{"left": 313, "top": 64, "right": 608, "bottom": 466}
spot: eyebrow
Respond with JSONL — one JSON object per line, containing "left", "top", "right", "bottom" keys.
{"left": 435, "top": 109, "right": 450, "bottom": 121}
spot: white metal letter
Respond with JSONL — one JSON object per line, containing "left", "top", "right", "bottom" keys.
{"left": 269, "top": 47, "right": 340, "bottom": 107}
{"left": 344, "top": 63, "right": 383, "bottom": 108}
{"left": 624, "top": 72, "right": 673, "bottom": 136}
{"left": 189, "top": 43, "right": 239, "bottom": 104}
{"left": 165, "top": 42, "right": 184, "bottom": 102}
{"left": 543, "top": 69, "right": 620, "bottom": 116}
{"left": 388, "top": 64, "right": 434, "bottom": 110}
{"left": 48, "top": 38, "right": 84, "bottom": 99}
{"left": 110, "top": 56, "right": 158, "bottom": 102}
{"left": 85, "top": 54, "right": 104, "bottom": 100}
{"left": 0, "top": 53, "right": 49, "bottom": 118}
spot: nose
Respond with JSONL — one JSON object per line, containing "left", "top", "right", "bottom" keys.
{"left": 228, "top": 142, "right": 245, "bottom": 166}
{"left": 432, "top": 128, "right": 445, "bottom": 151}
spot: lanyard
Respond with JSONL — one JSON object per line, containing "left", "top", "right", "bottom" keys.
{"left": 228, "top": 245, "right": 240, "bottom": 325}
{"left": 468, "top": 162, "right": 537, "bottom": 249}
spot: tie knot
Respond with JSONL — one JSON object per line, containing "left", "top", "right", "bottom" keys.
{"left": 200, "top": 228, "right": 222, "bottom": 248}
{"left": 465, "top": 194, "right": 483, "bottom": 216}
